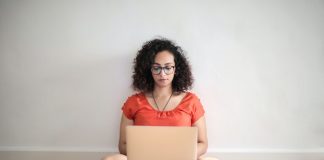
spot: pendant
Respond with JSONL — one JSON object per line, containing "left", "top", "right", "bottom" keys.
{"left": 157, "top": 112, "right": 166, "bottom": 118}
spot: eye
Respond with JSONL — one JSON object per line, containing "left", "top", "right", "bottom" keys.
{"left": 164, "top": 67, "right": 172, "bottom": 71}
{"left": 152, "top": 66, "right": 161, "bottom": 71}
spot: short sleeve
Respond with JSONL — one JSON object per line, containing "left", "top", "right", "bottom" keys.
{"left": 121, "top": 95, "right": 138, "bottom": 120}
{"left": 191, "top": 96, "right": 205, "bottom": 125}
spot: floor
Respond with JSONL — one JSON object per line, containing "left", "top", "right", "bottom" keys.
{"left": 0, "top": 151, "right": 324, "bottom": 160}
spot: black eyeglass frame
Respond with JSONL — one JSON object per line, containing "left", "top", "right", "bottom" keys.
{"left": 151, "top": 66, "right": 175, "bottom": 75}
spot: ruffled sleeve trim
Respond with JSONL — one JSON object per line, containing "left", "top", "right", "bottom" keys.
{"left": 121, "top": 92, "right": 142, "bottom": 120}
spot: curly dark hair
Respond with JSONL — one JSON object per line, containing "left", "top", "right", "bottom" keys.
{"left": 132, "top": 38, "right": 193, "bottom": 93}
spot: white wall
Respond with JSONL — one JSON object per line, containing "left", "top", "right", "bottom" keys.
{"left": 0, "top": 0, "right": 323, "bottom": 152}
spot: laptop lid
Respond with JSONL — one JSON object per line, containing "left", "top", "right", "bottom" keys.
{"left": 126, "top": 126, "right": 197, "bottom": 160}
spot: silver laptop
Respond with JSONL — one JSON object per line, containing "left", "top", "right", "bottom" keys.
{"left": 126, "top": 126, "right": 198, "bottom": 160}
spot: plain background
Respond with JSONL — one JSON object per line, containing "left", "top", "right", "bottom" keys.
{"left": 0, "top": 0, "right": 323, "bottom": 153}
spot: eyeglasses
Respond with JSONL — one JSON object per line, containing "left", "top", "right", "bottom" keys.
{"left": 151, "top": 66, "right": 175, "bottom": 75}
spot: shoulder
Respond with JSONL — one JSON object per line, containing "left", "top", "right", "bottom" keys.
{"left": 126, "top": 92, "right": 144, "bottom": 99}
{"left": 183, "top": 91, "right": 204, "bottom": 109}
{"left": 175, "top": 91, "right": 202, "bottom": 108}
{"left": 182, "top": 91, "right": 201, "bottom": 101}
{"left": 123, "top": 92, "right": 145, "bottom": 104}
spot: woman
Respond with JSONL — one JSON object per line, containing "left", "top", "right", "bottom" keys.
{"left": 102, "top": 38, "right": 214, "bottom": 160}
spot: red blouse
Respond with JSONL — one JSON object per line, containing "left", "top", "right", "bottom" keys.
{"left": 121, "top": 92, "right": 205, "bottom": 126}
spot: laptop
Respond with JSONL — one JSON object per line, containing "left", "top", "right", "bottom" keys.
{"left": 126, "top": 126, "right": 198, "bottom": 160}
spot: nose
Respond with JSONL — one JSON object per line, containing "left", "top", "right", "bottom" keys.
{"left": 159, "top": 69, "right": 167, "bottom": 76}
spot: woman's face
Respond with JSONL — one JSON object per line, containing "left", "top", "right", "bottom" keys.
{"left": 151, "top": 50, "right": 176, "bottom": 88}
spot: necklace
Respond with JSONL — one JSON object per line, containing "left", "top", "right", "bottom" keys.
{"left": 152, "top": 92, "right": 173, "bottom": 112}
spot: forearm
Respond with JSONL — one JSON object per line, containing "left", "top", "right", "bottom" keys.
{"left": 118, "top": 143, "right": 127, "bottom": 155}
{"left": 197, "top": 142, "right": 208, "bottom": 158}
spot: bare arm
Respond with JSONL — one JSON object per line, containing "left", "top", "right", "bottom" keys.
{"left": 193, "top": 116, "right": 208, "bottom": 158}
{"left": 118, "top": 113, "right": 134, "bottom": 155}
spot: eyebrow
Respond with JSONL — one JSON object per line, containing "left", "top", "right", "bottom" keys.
{"left": 152, "top": 62, "right": 174, "bottom": 65}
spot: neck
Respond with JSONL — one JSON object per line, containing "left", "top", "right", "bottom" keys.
{"left": 153, "top": 85, "right": 173, "bottom": 98}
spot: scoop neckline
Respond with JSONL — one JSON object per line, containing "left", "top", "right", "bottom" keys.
{"left": 141, "top": 92, "right": 190, "bottom": 113}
